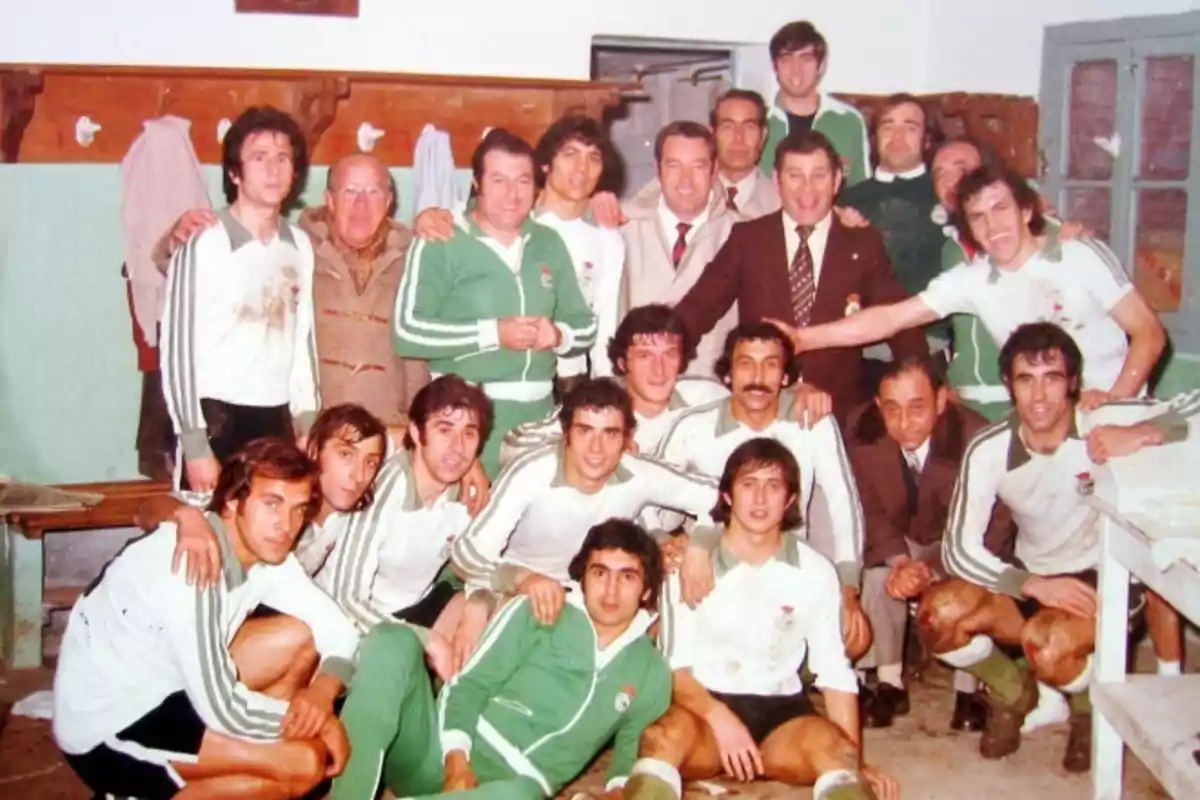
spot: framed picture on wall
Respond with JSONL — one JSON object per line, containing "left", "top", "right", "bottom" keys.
{"left": 235, "top": 0, "right": 359, "bottom": 16}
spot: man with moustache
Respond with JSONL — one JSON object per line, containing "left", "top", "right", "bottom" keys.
{"left": 394, "top": 128, "right": 597, "bottom": 476}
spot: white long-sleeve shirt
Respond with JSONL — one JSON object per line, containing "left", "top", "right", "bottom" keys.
{"left": 654, "top": 398, "right": 865, "bottom": 587}
{"left": 661, "top": 535, "right": 856, "bottom": 696}
{"left": 451, "top": 445, "right": 720, "bottom": 593}
{"left": 499, "top": 376, "right": 728, "bottom": 469}
{"left": 944, "top": 394, "right": 1200, "bottom": 597}
{"left": 161, "top": 210, "right": 320, "bottom": 460}
{"left": 319, "top": 450, "right": 471, "bottom": 639}
{"left": 53, "top": 517, "right": 360, "bottom": 755}
{"left": 533, "top": 210, "right": 625, "bottom": 377}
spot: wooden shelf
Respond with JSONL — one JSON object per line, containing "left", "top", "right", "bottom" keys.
{"left": 0, "top": 63, "right": 634, "bottom": 166}
{"left": 1093, "top": 675, "right": 1200, "bottom": 800}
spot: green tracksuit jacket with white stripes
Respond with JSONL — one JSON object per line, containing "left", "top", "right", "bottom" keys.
{"left": 393, "top": 213, "right": 597, "bottom": 385}
{"left": 439, "top": 595, "right": 671, "bottom": 795}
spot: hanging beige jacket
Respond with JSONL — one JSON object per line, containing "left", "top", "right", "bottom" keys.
{"left": 619, "top": 180, "right": 743, "bottom": 377}
{"left": 299, "top": 208, "right": 429, "bottom": 427}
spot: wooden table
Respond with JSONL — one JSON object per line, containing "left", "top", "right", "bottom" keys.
{"left": 1089, "top": 452, "right": 1200, "bottom": 799}
{"left": 1, "top": 480, "right": 171, "bottom": 669}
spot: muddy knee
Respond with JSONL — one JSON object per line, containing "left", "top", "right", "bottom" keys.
{"left": 1020, "top": 611, "right": 1086, "bottom": 686}
{"left": 916, "top": 579, "right": 986, "bottom": 653}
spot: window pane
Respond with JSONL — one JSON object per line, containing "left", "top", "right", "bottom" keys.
{"left": 1134, "top": 189, "right": 1187, "bottom": 312}
{"left": 1140, "top": 55, "right": 1194, "bottom": 180}
{"left": 1064, "top": 187, "right": 1112, "bottom": 242}
{"left": 1068, "top": 60, "right": 1118, "bottom": 180}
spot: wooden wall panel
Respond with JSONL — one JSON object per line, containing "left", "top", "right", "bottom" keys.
{"left": 0, "top": 65, "right": 629, "bottom": 166}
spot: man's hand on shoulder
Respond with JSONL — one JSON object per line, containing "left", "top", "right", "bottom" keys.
{"left": 185, "top": 455, "right": 221, "bottom": 494}
{"left": 516, "top": 572, "right": 566, "bottom": 625}
{"left": 832, "top": 205, "right": 870, "bottom": 229}
{"left": 588, "top": 191, "right": 626, "bottom": 229}
{"left": 413, "top": 207, "right": 456, "bottom": 241}
{"left": 790, "top": 382, "right": 832, "bottom": 428}
{"left": 154, "top": 209, "right": 219, "bottom": 267}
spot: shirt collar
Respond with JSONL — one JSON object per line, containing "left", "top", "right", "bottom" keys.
{"left": 206, "top": 512, "right": 248, "bottom": 590}
{"left": 714, "top": 397, "right": 790, "bottom": 436}
{"left": 564, "top": 592, "right": 656, "bottom": 667}
{"left": 782, "top": 208, "right": 833, "bottom": 237}
{"left": 219, "top": 208, "right": 297, "bottom": 251}
{"left": 1005, "top": 410, "right": 1082, "bottom": 471}
{"left": 392, "top": 450, "right": 460, "bottom": 511}
{"left": 874, "top": 163, "right": 927, "bottom": 183}
{"left": 769, "top": 91, "right": 829, "bottom": 123}
{"left": 658, "top": 193, "right": 712, "bottom": 234}
{"left": 720, "top": 170, "right": 759, "bottom": 198}
{"left": 713, "top": 534, "right": 802, "bottom": 579}
{"left": 548, "top": 447, "right": 635, "bottom": 489}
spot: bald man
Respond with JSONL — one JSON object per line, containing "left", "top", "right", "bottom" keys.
{"left": 155, "top": 154, "right": 429, "bottom": 442}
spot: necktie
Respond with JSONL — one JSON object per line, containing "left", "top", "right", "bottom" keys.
{"left": 725, "top": 185, "right": 739, "bottom": 211}
{"left": 671, "top": 222, "right": 691, "bottom": 269}
{"left": 900, "top": 449, "right": 919, "bottom": 516}
{"left": 789, "top": 225, "right": 817, "bottom": 327}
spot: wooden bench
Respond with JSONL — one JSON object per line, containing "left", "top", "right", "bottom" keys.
{"left": 1, "top": 480, "right": 172, "bottom": 670}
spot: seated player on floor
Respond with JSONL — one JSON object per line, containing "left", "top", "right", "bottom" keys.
{"left": 53, "top": 439, "right": 360, "bottom": 800}
{"left": 624, "top": 438, "right": 898, "bottom": 800}
{"left": 916, "top": 322, "right": 1199, "bottom": 772}
{"left": 331, "top": 519, "right": 671, "bottom": 800}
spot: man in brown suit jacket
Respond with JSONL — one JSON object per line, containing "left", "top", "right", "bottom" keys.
{"left": 846, "top": 356, "right": 1014, "bottom": 732}
{"left": 674, "top": 130, "right": 927, "bottom": 423}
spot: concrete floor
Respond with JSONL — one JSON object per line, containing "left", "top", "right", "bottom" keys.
{"left": 0, "top": 650, "right": 1178, "bottom": 800}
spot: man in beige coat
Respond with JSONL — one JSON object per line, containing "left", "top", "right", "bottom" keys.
{"left": 621, "top": 121, "right": 743, "bottom": 377}
{"left": 712, "top": 89, "right": 782, "bottom": 220}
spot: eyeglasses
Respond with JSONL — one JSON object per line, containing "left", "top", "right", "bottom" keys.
{"left": 338, "top": 185, "right": 389, "bottom": 200}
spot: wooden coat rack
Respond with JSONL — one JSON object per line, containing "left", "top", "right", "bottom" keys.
{"left": 0, "top": 64, "right": 632, "bottom": 165}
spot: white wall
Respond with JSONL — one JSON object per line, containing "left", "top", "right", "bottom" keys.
{"left": 2, "top": 0, "right": 929, "bottom": 94}
{"left": 924, "top": 0, "right": 1200, "bottom": 95}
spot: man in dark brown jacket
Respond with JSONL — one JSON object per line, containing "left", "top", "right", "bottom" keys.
{"left": 673, "top": 130, "right": 927, "bottom": 424}
{"left": 846, "top": 357, "right": 1013, "bottom": 732}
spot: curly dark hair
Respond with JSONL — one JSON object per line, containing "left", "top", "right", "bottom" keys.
{"left": 221, "top": 105, "right": 309, "bottom": 209}
{"left": 405, "top": 375, "right": 495, "bottom": 457}
{"left": 568, "top": 518, "right": 664, "bottom": 610}
{"left": 710, "top": 438, "right": 803, "bottom": 530}
{"left": 607, "top": 304, "right": 696, "bottom": 377}
{"left": 713, "top": 322, "right": 800, "bottom": 387}
{"left": 999, "top": 322, "right": 1083, "bottom": 403}
{"left": 953, "top": 162, "right": 1047, "bottom": 254}
{"left": 535, "top": 114, "right": 618, "bottom": 194}
{"left": 558, "top": 378, "right": 636, "bottom": 437}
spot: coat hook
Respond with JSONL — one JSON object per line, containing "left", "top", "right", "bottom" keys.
{"left": 75, "top": 116, "right": 101, "bottom": 147}
{"left": 356, "top": 121, "right": 385, "bottom": 152}
{"left": 216, "top": 118, "right": 232, "bottom": 143}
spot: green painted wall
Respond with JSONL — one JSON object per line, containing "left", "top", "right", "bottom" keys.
{"left": 0, "top": 164, "right": 470, "bottom": 484}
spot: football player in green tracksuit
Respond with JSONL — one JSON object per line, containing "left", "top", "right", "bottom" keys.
{"left": 332, "top": 519, "right": 671, "bottom": 800}
{"left": 394, "top": 128, "right": 597, "bottom": 477}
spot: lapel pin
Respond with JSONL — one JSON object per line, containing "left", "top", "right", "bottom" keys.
{"left": 845, "top": 293, "right": 862, "bottom": 317}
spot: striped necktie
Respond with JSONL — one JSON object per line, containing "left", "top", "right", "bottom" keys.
{"left": 789, "top": 224, "right": 817, "bottom": 327}
{"left": 671, "top": 222, "right": 691, "bottom": 269}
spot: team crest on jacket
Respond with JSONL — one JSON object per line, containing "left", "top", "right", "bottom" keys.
{"left": 540, "top": 264, "right": 553, "bottom": 289}
{"left": 614, "top": 684, "right": 637, "bottom": 713}
{"left": 844, "top": 293, "right": 862, "bottom": 317}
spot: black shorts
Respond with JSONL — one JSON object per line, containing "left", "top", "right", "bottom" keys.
{"left": 181, "top": 399, "right": 291, "bottom": 489}
{"left": 1017, "top": 568, "right": 1146, "bottom": 620}
{"left": 394, "top": 581, "right": 458, "bottom": 629}
{"left": 709, "top": 691, "right": 814, "bottom": 744}
{"left": 63, "top": 691, "right": 206, "bottom": 799}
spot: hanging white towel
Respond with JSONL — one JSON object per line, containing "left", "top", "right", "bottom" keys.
{"left": 119, "top": 116, "right": 211, "bottom": 346}
{"left": 411, "top": 124, "right": 460, "bottom": 217}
